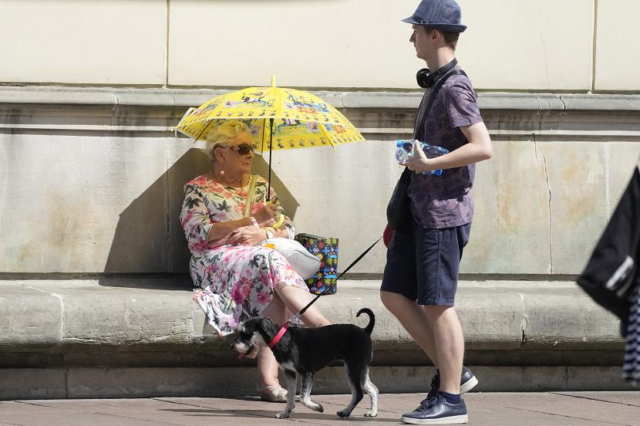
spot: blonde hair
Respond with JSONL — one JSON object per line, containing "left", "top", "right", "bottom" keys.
{"left": 205, "top": 120, "right": 250, "bottom": 161}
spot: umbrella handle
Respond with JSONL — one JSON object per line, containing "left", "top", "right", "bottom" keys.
{"left": 272, "top": 214, "right": 285, "bottom": 229}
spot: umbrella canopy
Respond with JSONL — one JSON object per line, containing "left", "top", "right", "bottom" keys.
{"left": 175, "top": 76, "right": 366, "bottom": 200}
{"left": 175, "top": 76, "right": 365, "bottom": 150}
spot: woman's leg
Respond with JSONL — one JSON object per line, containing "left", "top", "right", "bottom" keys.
{"left": 256, "top": 294, "right": 288, "bottom": 388}
{"left": 274, "top": 282, "right": 331, "bottom": 327}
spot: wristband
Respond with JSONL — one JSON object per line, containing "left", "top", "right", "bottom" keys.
{"left": 265, "top": 227, "right": 275, "bottom": 240}
{"left": 249, "top": 216, "right": 259, "bottom": 228}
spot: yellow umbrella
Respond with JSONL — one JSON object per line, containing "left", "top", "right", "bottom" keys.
{"left": 175, "top": 76, "right": 365, "bottom": 199}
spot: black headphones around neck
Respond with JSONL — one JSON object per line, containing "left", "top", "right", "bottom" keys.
{"left": 416, "top": 58, "right": 458, "bottom": 88}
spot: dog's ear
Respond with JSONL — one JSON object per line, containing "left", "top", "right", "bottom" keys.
{"left": 240, "top": 319, "right": 258, "bottom": 335}
{"left": 254, "top": 316, "right": 279, "bottom": 336}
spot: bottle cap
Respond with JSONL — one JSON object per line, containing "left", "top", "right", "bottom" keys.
{"left": 397, "top": 140, "right": 403, "bottom": 148}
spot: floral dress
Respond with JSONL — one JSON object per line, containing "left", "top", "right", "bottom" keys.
{"left": 180, "top": 174, "right": 308, "bottom": 336}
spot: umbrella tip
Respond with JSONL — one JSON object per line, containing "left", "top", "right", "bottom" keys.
{"left": 271, "top": 75, "right": 276, "bottom": 87}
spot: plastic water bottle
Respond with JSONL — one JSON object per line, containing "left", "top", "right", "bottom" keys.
{"left": 395, "top": 140, "right": 449, "bottom": 176}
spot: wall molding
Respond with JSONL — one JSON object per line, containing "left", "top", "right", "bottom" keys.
{"left": 1, "top": 87, "right": 640, "bottom": 139}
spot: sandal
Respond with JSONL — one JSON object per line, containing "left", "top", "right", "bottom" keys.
{"left": 257, "top": 384, "right": 288, "bottom": 402}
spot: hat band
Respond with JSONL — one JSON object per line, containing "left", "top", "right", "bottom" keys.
{"left": 410, "top": 14, "right": 463, "bottom": 28}
{"left": 410, "top": 15, "right": 430, "bottom": 24}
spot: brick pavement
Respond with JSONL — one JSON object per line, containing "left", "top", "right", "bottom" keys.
{"left": 1, "top": 392, "right": 639, "bottom": 425}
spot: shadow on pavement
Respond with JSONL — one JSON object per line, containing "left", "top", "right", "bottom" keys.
{"left": 162, "top": 408, "right": 397, "bottom": 422}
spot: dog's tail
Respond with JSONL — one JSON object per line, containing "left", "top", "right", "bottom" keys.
{"left": 356, "top": 308, "right": 375, "bottom": 335}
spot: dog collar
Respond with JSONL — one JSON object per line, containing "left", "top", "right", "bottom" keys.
{"left": 268, "top": 320, "right": 290, "bottom": 349}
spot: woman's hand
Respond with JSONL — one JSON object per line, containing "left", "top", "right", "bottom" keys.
{"left": 254, "top": 203, "right": 278, "bottom": 227}
{"left": 228, "top": 226, "right": 266, "bottom": 246}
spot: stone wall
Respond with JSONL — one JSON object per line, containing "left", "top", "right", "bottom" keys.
{"left": 1, "top": 88, "right": 639, "bottom": 277}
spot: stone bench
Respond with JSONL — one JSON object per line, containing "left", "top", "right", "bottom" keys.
{"left": 0, "top": 277, "right": 630, "bottom": 399}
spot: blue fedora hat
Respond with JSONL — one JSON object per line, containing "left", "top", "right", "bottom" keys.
{"left": 402, "top": 0, "right": 467, "bottom": 33}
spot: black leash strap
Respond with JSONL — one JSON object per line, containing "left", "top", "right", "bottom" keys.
{"left": 297, "top": 237, "right": 382, "bottom": 316}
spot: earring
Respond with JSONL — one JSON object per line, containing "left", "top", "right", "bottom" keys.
{"left": 220, "top": 169, "right": 225, "bottom": 176}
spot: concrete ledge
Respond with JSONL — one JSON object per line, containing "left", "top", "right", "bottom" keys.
{"left": 0, "top": 278, "right": 629, "bottom": 398}
{"left": 0, "top": 279, "right": 624, "bottom": 362}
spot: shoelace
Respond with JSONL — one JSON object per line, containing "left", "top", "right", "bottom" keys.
{"left": 414, "top": 394, "right": 438, "bottom": 411}
{"left": 426, "top": 374, "right": 440, "bottom": 397}
{"left": 413, "top": 375, "right": 440, "bottom": 411}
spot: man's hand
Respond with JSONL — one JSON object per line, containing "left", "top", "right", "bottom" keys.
{"left": 403, "top": 140, "right": 433, "bottom": 174}
{"left": 228, "top": 226, "right": 266, "bottom": 246}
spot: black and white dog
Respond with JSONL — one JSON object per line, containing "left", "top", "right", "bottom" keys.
{"left": 232, "top": 308, "right": 378, "bottom": 419}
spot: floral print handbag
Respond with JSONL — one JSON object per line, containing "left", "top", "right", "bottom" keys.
{"left": 294, "top": 233, "right": 339, "bottom": 295}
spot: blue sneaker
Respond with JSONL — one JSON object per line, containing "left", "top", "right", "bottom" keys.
{"left": 460, "top": 366, "right": 479, "bottom": 394}
{"left": 401, "top": 395, "right": 468, "bottom": 424}
{"left": 424, "top": 366, "right": 478, "bottom": 401}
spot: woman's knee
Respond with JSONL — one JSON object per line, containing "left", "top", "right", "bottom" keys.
{"left": 261, "top": 294, "right": 287, "bottom": 323}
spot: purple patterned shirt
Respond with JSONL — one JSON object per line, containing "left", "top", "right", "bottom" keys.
{"left": 408, "top": 65, "right": 483, "bottom": 229}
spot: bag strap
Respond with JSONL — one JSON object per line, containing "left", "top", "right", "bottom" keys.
{"left": 243, "top": 175, "right": 258, "bottom": 218}
{"left": 414, "top": 69, "right": 467, "bottom": 139}
{"left": 405, "top": 69, "right": 467, "bottom": 175}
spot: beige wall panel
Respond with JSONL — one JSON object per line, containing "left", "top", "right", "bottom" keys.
{"left": 544, "top": 142, "right": 610, "bottom": 275}
{"left": 169, "top": 0, "right": 593, "bottom": 91}
{"left": 457, "top": 0, "right": 593, "bottom": 91}
{"left": 595, "top": 0, "right": 640, "bottom": 91}
{"left": 608, "top": 144, "right": 640, "bottom": 213}
{"left": 0, "top": 134, "right": 171, "bottom": 273}
{"left": 0, "top": 0, "right": 166, "bottom": 85}
{"left": 169, "top": 0, "right": 439, "bottom": 88}
{"left": 462, "top": 140, "right": 551, "bottom": 275}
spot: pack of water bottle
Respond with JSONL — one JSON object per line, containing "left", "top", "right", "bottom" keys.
{"left": 395, "top": 140, "right": 449, "bottom": 176}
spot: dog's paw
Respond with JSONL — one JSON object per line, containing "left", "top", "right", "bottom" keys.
{"left": 337, "top": 410, "right": 351, "bottom": 418}
{"left": 275, "top": 412, "right": 290, "bottom": 419}
{"left": 364, "top": 411, "right": 378, "bottom": 417}
{"left": 313, "top": 403, "right": 324, "bottom": 413}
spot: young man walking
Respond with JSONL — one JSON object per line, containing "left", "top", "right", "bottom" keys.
{"left": 381, "top": 0, "right": 492, "bottom": 424}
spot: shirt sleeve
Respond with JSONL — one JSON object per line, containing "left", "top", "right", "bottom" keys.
{"left": 179, "top": 184, "right": 214, "bottom": 254}
{"left": 444, "top": 78, "right": 483, "bottom": 129}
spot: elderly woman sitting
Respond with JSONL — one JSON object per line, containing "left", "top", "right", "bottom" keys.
{"left": 180, "top": 120, "right": 330, "bottom": 402}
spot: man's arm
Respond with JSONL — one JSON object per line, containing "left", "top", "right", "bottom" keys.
{"left": 404, "top": 121, "right": 492, "bottom": 173}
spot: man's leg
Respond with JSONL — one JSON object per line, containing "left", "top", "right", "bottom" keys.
{"left": 414, "top": 223, "right": 471, "bottom": 395}
{"left": 380, "top": 290, "right": 439, "bottom": 367}
{"left": 400, "top": 225, "right": 471, "bottom": 424}
{"left": 423, "top": 305, "right": 464, "bottom": 394}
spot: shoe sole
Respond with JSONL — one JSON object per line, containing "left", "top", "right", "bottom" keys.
{"left": 401, "top": 414, "right": 468, "bottom": 424}
{"left": 460, "top": 375, "right": 479, "bottom": 394}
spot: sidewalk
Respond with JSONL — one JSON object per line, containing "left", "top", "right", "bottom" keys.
{"left": 1, "top": 392, "right": 639, "bottom": 426}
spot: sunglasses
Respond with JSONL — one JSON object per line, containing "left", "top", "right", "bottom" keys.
{"left": 228, "top": 143, "right": 253, "bottom": 155}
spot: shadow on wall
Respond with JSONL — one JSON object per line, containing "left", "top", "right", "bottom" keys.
{"left": 100, "top": 147, "right": 299, "bottom": 288}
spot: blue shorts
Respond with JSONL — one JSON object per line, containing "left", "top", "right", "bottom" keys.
{"left": 381, "top": 221, "right": 471, "bottom": 306}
